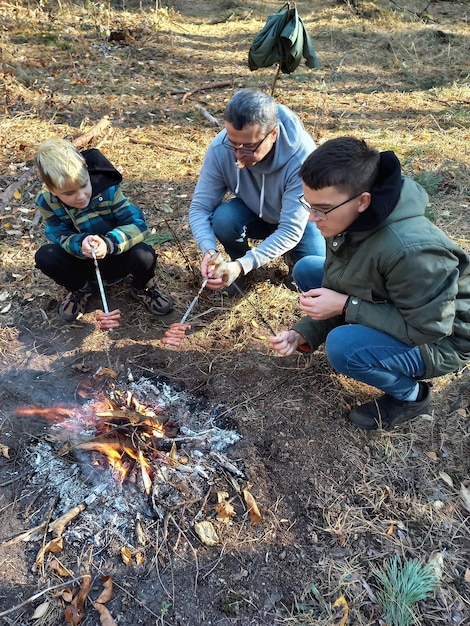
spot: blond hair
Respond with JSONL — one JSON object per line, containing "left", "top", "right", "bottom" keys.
{"left": 35, "top": 138, "right": 88, "bottom": 190}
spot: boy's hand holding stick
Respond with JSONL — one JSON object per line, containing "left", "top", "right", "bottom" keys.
{"left": 91, "top": 246, "right": 120, "bottom": 331}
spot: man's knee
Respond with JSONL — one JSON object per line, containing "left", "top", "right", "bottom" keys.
{"left": 212, "top": 200, "right": 248, "bottom": 241}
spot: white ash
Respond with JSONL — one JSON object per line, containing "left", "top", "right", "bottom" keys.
{"left": 19, "top": 375, "right": 242, "bottom": 559}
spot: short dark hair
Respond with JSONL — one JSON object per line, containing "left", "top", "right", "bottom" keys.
{"left": 299, "top": 137, "right": 380, "bottom": 194}
{"left": 224, "top": 89, "right": 278, "bottom": 133}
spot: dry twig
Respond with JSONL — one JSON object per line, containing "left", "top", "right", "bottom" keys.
{"left": 0, "top": 576, "right": 88, "bottom": 618}
{"left": 172, "top": 81, "right": 231, "bottom": 104}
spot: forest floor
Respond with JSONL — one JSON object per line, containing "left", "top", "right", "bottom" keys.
{"left": 0, "top": 0, "right": 469, "bottom": 624}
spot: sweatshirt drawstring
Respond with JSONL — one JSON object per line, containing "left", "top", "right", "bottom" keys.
{"left": 234, "top": 167, "right": 264, "bottom": 218}
{"left": 258, "top": 174, "right": 265, "bottom": 218}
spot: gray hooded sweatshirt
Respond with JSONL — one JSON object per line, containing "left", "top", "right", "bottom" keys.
{"left": 189, "top": 104, "right": 317, "bottom": 275}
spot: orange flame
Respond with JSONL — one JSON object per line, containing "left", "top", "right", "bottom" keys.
{"left": 18, "top": 388, "right": 170, "bottom": 486}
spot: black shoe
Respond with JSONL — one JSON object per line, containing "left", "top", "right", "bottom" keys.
{"left": 348, "top": 382, "right": 432, "bottom": 430}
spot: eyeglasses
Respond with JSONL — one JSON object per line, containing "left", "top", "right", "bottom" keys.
{"left": 222, "top": 129, "right": 275, "bottom": 156}
{"left": 299, "top": 191, "right": 364, "bottom": 221}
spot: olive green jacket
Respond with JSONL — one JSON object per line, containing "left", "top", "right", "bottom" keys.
{"left": 294, "top": 169, "right": 470, "bottom": 379}
{"left": 248, "top": 3, "right": 319, "bottom": 75}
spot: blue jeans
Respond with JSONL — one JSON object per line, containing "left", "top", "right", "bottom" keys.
{"left": 292, "top": 254, "right": 326, "bottom": 292}
{"left": 211, "top": 198, "right": 325, "bottom": 269}
{"left": 325, "top": 325, "right": 426, "bottom": 400}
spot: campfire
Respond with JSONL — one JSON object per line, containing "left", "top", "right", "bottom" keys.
{"left": 3, "top": 372, "right": 261, "bottom": 624}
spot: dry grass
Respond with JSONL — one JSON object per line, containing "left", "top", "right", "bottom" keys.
{"left": 1, "top": 1, "right": 470, "bottom": 625}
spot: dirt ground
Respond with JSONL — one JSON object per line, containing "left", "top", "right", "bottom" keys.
{"left": 1, "top": 0, "right": 469, "bottom": 625}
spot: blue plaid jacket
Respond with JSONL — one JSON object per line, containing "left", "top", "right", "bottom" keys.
{"left": 36, "top": 150, "right": 149, "bottom": 258}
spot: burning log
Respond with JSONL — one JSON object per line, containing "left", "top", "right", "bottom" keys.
{"left": 95, "top": 409, "right": 163, "bottom": 425}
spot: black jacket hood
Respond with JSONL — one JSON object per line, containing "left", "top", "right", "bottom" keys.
{"left": 348, "top": 150, "right": 403, "bottom": 232}
{"left": 82, "top": 148, "right": 122, "bottom": 195}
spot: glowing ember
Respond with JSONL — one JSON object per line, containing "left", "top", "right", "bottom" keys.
{"left": 16, "top": 380, "right": 171, "bottom": 485}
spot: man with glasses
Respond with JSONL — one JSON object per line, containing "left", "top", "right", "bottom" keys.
{"left": 189, "top": 89, "right": 325, "bottom": 296}
{"left": 269, "top": 137, "right": 470, "bottom": 431}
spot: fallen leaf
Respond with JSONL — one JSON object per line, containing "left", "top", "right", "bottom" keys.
{"left": 439, "top": 471, "right": 454, "bottom": 488}
{"left": 332, "top": 594, "right": 349, "bottom": 626}
{"left": 168, "top": 441, "right": 178, "bottom": 466}
{"left": 251, "top": 319, "right": 259, "bottom": 328}
{"left": 135, "top": 518, "right": 146, "bottom": 546}
{"left": 243, "top": 490, "right": 262, "bottom": 525}
{"left": 425, "top": 450, "right": 438, "bottom": 461}
{"left": 456, "top": 408, "right": 467, "bottom": 417}
{"left": 94, "top": 367, "right": 117, "bottom": 379}
{"left": 194, "top": 520, "right": 218, "bottom": 546}
{"left": 49, "top": 504, "right": 85, "bottom": 538}
{"left": 460, "top": 483, "right": 470, "bottom": 513}
{"left": 61, "top": 589, "right": 74, "bottom": 603}
{"left": 49, "top": 558, "right": 74, "bottom": 577}
{"left": 95, "top": 576, "right": 113, "bottom": 604}
{"left": 428, "top": 551, "right": 444, "bottom": 582}
{"left": 121, "top": 546, "right": 132, "bottom": 566}
{"left": 94, "top": 602, "right": 117, "bottom": 626}
{"left": 464, "top": 568, "right": 470, "bottom": 583}
{"left": 32, "top": 600, "right": 50, "bottom": 619}
{"left": 0, "top": 444, "right": 10, "bottom": 459}
{"left": 0, "top": 302, "right": 12, "bottom": 314}
{"left": 215, "top": 500, "right": 236, "bottom": 523}
{"left": 13, "top": 189, "right": 21, "bottom": 200}
{"left": 217, "top": 490, "right": 229, "bottom": 502}
{"left": 36, "top": 536, "right": 63, "bottom": 566}
{"left": 64, "top": 575, "right": 91, "bottom": 625}
{"left": 135, "top": 551, "right": 145, "bottom": 566}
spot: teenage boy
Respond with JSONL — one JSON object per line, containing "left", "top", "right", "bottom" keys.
{"left": 34, "top": 138, "right": 172, "bottom": 324}
{"left": 269, "top": 137, "right": 470, "bottom": 430}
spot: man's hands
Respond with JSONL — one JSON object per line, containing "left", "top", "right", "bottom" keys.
{"left": 82, "top": 235, "right": 107, "bottom": 259}
{"left": 268, "top": 289, "right": 350, "bottom": 357}
{"left": 201, "top": 251, "right": 242, "bottom": 290}
{"left": 300, "top": 288, "right": 349, "bottom": 320}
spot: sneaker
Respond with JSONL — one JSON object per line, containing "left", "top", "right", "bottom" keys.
{"left": 59, "top": 289, "right": 93, "bottom": 322}
{"left": 219, "top": 276, "right": 245, "bottom": 298}
{"left": 130, "top": 278, "right": 173, "bottom": 316}
{"left": 348, "top": 382, "right": 432, "bottom": 431}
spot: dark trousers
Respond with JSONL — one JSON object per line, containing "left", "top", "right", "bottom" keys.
{"left": 35, "top": 242, "right": 156, "bottom": 292}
